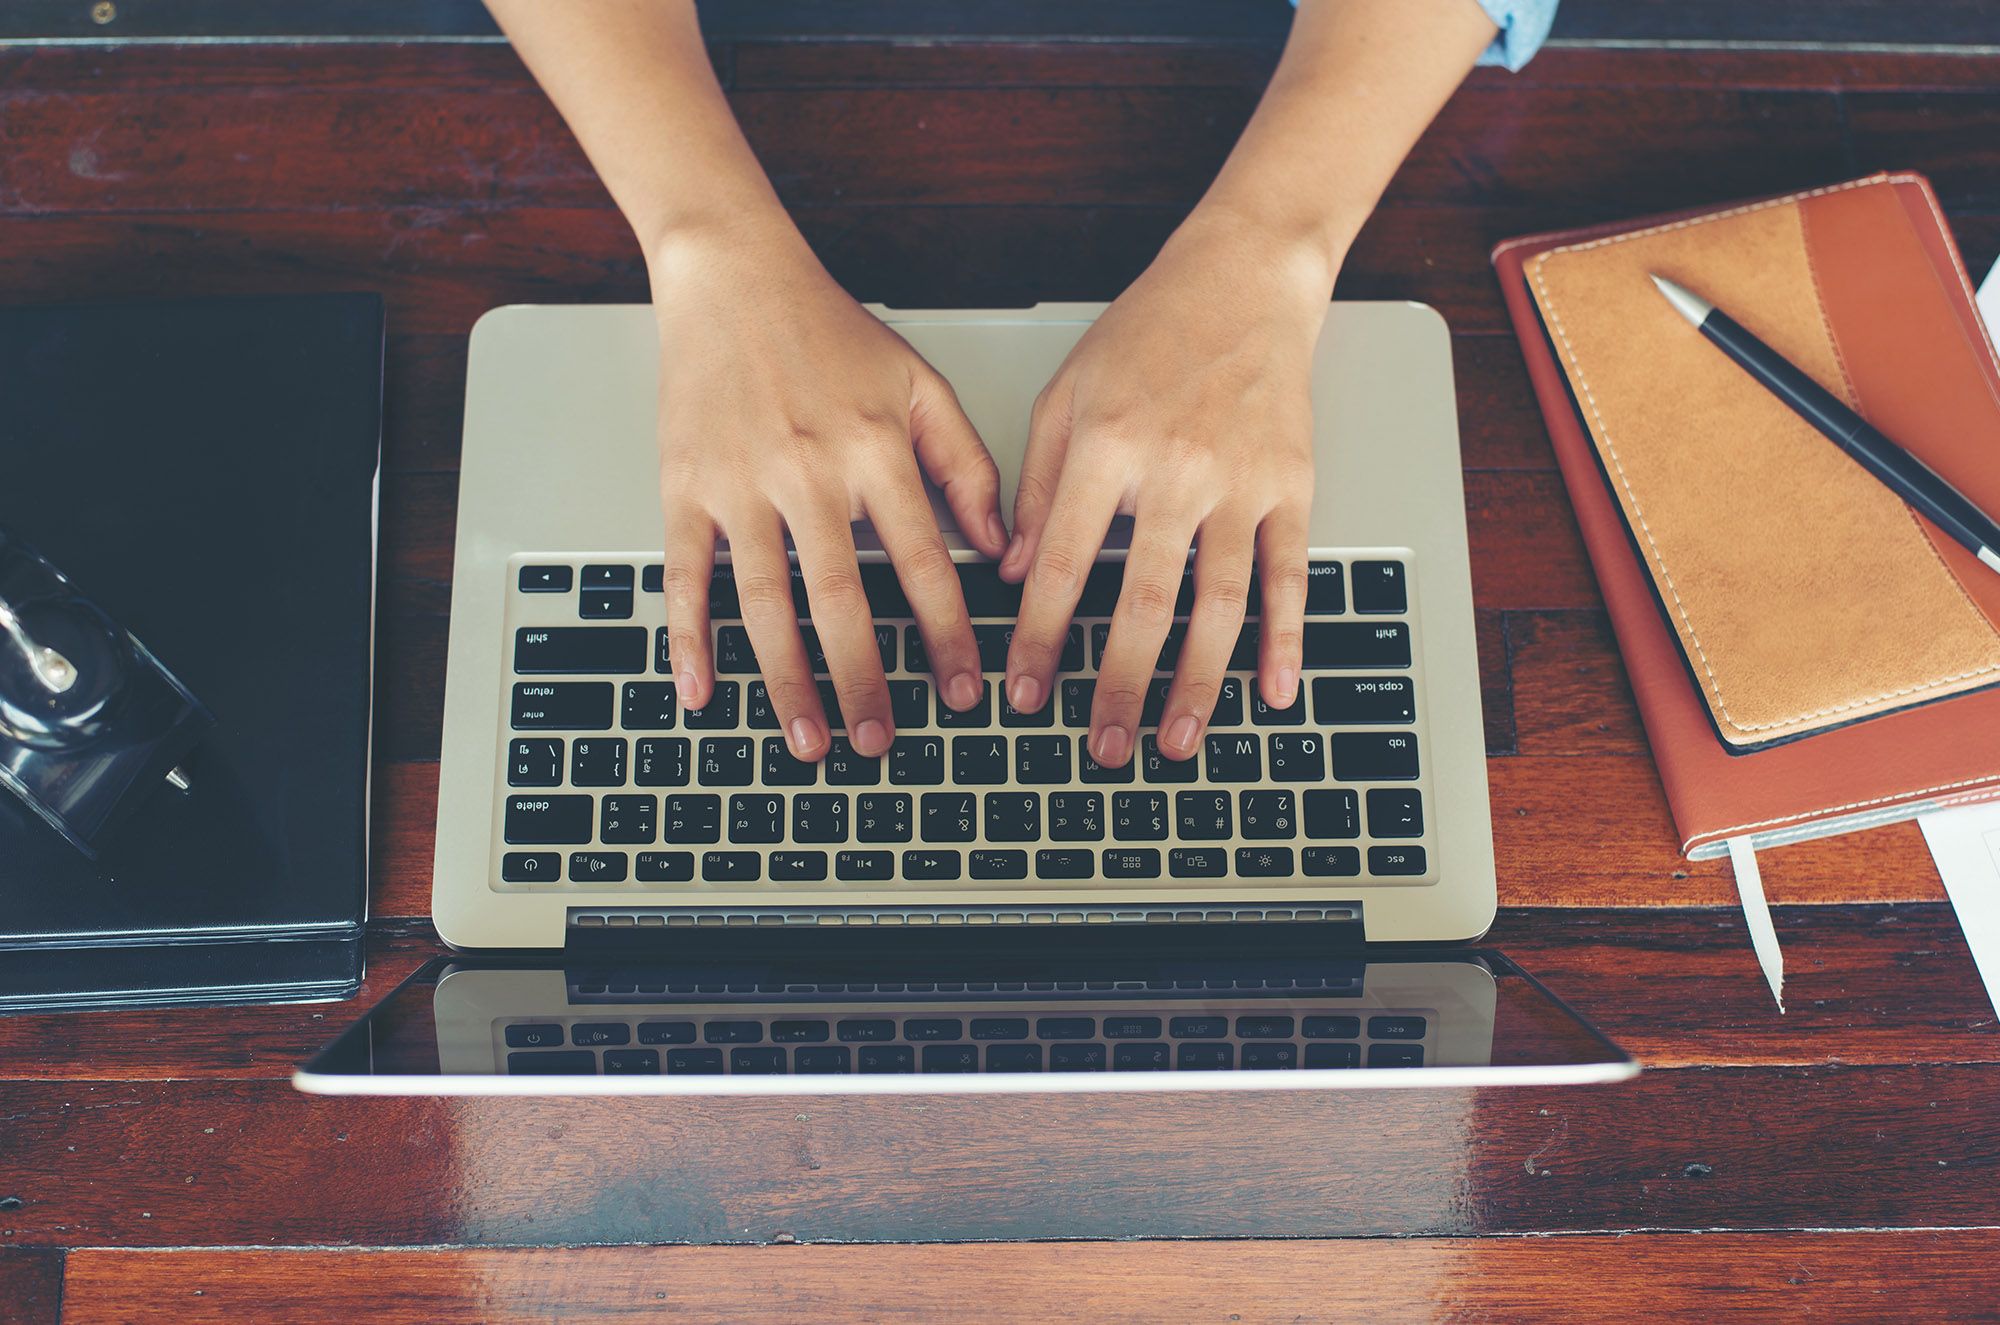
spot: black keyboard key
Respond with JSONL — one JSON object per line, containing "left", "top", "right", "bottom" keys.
{"left": 858, "top": 563, "right": 911, "bottom": 617}
{"left": 1014, "top": 734, "right": 1072, "bottom": 784}
{"left": 638, "top": 1021, "right": 696, "bottom": 1045}
{"left": 1037, "top": 1017, "right": 1095, "bottom": 1040}
{"left": 1170, "top": 1016, "right": 1228, "bottom": 1039}
{"left": 1267, "top": 733, "right": 1325, "bottom": 782}
{"left": 635, "top": 737, "right": 691, "bottom": 787}
{"left": 1141, "top": 679, "right": 1172, "bottom": 727}
{"left": 856, "top": 793, "right": 913, "bottom": 843}
{"left": 567, "top": 851, "right": 627, "bottom": 883}
{"left": 769, "top": 851, "right": 829, "bottom": 882}
{"left": 511, "top": 682, "right": 613, "bottom": 730}
{"left": 515, "top": 626, "right": 648, "bottom": 675}
{"left": 1303, "top": 846, "right": 1361, "bottom": 876}
{"left": 1000, "top": 692, "right": 1055, "bottom": 728}
{"left": 835, "top": 850, "right": 895, "bottom": 880}
{"left": 1229, "top": 622, "right": 1260, "bottom": 670}
{"left": 702, "top": 850, "right": 761, "bottom": 882}
{"left": 1113, "top": 1042, "right": 1171, "bottom": 1071}
{"left": 1101, "top": 847, "right": 1161, "bottom": 878}
{"left": 1368, "top": 1043, "right": 1425, "bottom": 1068}
{"left": 731, "top": 1047, "right": 787, "bottom": 1074}
{"left": 1331, "top": 732, "right": 1420, "bottom": 780}
{"left": 704, "top": 1020, "right": 763, "bottom": 1044}
{"left": 838, "top": 1018, "right": 896, "bottom": 1042}
{"left": 1169, "top": 847, "right": 1227, "bottom": 878}
{"left": 1305, "top": 1043, "right": 1360, "bottom": 1068}
{"left": 654, "top": 627, "right": 673, "bottom": 676}
{"left": 642, "top": 564, "right": 663, "bottom": 593}
{"left": 635, "top": 851, "right": 695, "bottom": 882}
{"left": 621, "top": 681, "right": 678, "bottom": 730}
{"left": 987, "top": 1044, "right": 1043, "bottom": 1072}
{"left": 1303, "top": 788, "right": 1361, "bottom": 839}
{"left": 889, "top": 681, "right": 930, "bottom": 729}
{"left": 569, "top": 1022, "right": 630, "bottom": 1047}
{"left": 729, "top": 793, "right": 785, "bottom": 844}
{"left": 1236, "top": 1015, "right": 1295, "bottom": 1039}
{"left": 1304, "top": 621, "right": 1411, "bottom": 668}
{"left": 570, "top": 736, "right": 627, "bottom": 786}
{"left": 936, "top": 682, "right": 993, "bottom": 728}
{"left": 795, "top": 1047, "right": 852, "bottom": 1073}
{"left": 600, "top": 795, "right": 657, "bottom": 844}
{"left": 904, "top": 1018, "right": 963, "bottom": 1042}
{"left": 745, "top": 681, "right": 779, "bottom": 730}
{"left": 1080, "top": 748, "right": 1132, "bottom": 784}
{"left": 875, "top": 624, "right": 897, "bottom": 671}
{"left": 1048, "top": 791, "right": 1104, "bottom": 842}
{"left": 1303, "top": 1016, "right": 1360, "bottom": 1039}
{"left": 581, "top": 564, "right": 634, "bottom": 591}
{"left": 1036, "top": 849, "right": 1094, "bottom": 879}
{"left": 1104, "top": 1017, "right": 1162, "bottom": 1039}
{"left": 1239, "top": 789, "right": 1296, "bottom": 840}
{"left": 983, "top": 792, "right": 1040, "bottom": 842}
{"left": 1250, "top": 688, "right": 1305, "bottom": 726}
{"left": 579, "top": 589, "right": 633, "bottom": 620}
{"left": 519, "top": 564, "right": 572, "bottom": 593}
{"left": 792, "top": 793, "right": 849, "bottom": 843}
{"left": 1176, "top": 1043, "right": 1233, "bottom": 1070}
{"left": 1368, "top": 845, "right": 1428, "bottom": 876}
{"left": 1050, "top": 1043, "right": 1106, "bottom": 1071}
{"left": 970, "top": 849, "right": 1028, "bottom": 879}
{"left": 507, "top": 738, "right": 564, "bottom": 787}
{"left": 921, "top": 792, "right": 977, "bottom": 843}
{"left": 1210, "top": 676, "right": 1245, "bottom": 727}
{"left": 1203, "top": 732, "right": 1262, "bottom": 782}
{"left": 1112, "top": 791, "right": 1167, "bottom": 841}
{"left": 504, "top": 795, "right": 593, "bottom": 844}
{"left": 922, "top": 1044, "right": 980, "bottom": 1073}
{"left": 762, "top": 737, "right": 818, "bottom": 786}
{"left": 1060, "top": 679, "right": 1094, "bottom": 728}
{"left": 1242, "top": 1043, "right": 1298, "bottom": 1070}
{"left": 902, "top": 849, "right": 961, "bottom": 880}
{"left": 698, "top": 737, "right": 755, "bottom": 786}
{"left": 1076, "top": 562, "right": 1129, "bottom": 615}
{"left": 971, "top": 1018, "right": 1029, "bottom": 1041}
{"left": 955, "top": 562, "right": 1023, "bottom": 617}
{"left": 815, "top": 680, "right": 846, "bottom": 732}
{"left": 1175, "top": 791, "right": 1232, "bottom": 840}
{"left": 1368, "top": 1015, "right": 1428, "bottom": 1040}
{"left": 703, "top": 572, "right": 742, "bottom": 619}
{"left": 681, "top": 681, "right": 740, "bottom": 729}
{"left": 501, "top": 851, "right": 561, "bottom": 883}
{"left": 859, "top": 1045, "right": 916, "bottom": 1074}
{"left": 504, "top": 1023, "right": 563, "bottom": 1048}
{"left": 1352, "top": 560, "right": 1407, "bottom": 613}
{"left": 952, "top": 735, "right": 1009, "bottom": 784}
{"left": 599, "top": 1047, "right": 659, "bottom": 1072}
{"left": 796, "top": 625, "right": 830, "bottom": 674}
{"left": 824, "top": 738, "right": 880, "bottom": 786}
{"left": 1367, "top": 788, "right": 1424, "bottom": 838}
{"left": 1314, "top": 675, "right": 1416, "bottom": 725}
{"left": 889, "top": 736, "right": 945, "bottom": 785}
{"left": 1305, "top": 560, "right": 1346, "bottom": 613}
{"left": 714, "top": 626, "right": 759, "bottom": 674}
{"left": 508, "top": 1050, "right": 596, "bottom": 1075}
{"left": 972, "top": 623, "right": 1014, "bottom": 672}
{"left": 901, "top": 625, "right": 929, "bottom": 675}
{"left": 1141, "top": 736, "right": 1198, "bottom": 783}
{"left": 662, "top": 794, "right": 721, "bottom": 844}
{"left": 666, "top": 1048, "right": 724, "bottom": 1075}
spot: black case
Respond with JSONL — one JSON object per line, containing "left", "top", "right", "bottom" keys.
{"left": 0, "top": 294, "right": 382, "bottom": 1011}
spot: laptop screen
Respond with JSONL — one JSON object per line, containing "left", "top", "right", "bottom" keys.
{"left": 295, "top": 925, "right": 1634, "bottom": 1094}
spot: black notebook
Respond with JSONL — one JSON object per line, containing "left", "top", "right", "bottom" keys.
{"left": 0, "top": 294, "right": 381, "bottom": 1011}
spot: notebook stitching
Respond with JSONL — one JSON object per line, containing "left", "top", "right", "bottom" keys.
{"left": 1690, "top": 771, "right": 2000, "bottom": 842}
{"left": 1529, "top": 174, "right": 2000, "bottom": 736}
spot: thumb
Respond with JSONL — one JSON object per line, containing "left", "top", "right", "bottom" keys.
{"left": 910, "top": 368, "right": 1008, "bottom": 560}
{"left": 1001, "top": 377, "right": 1073, "bottom": 583}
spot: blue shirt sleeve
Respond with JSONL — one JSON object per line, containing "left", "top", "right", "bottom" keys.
{"left": 1288, "top": 0, "right": 1556, "bottom": 72}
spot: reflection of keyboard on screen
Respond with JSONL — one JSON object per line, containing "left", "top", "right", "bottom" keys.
{"left": 498, "top": 1006, "right": 1434, "bottom": 1076}
{"left": 495, "top": 550, "right": 1436, "bottom": 893}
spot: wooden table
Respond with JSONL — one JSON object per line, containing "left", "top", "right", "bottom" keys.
{"left": 2, "top": 33, "right": 1998, "bottom": 1322}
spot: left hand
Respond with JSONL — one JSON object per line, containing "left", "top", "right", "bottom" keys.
{"left": 999, "top": 212, "right": 1336, "bottom": 768}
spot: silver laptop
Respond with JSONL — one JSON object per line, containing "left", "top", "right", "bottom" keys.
{"left": 292, "top": 301, "right": 1636, "bottom": 1094}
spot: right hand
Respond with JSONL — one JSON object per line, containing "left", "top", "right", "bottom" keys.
{"left": 651, "top": 230, "right": 1008, "bottom": 761}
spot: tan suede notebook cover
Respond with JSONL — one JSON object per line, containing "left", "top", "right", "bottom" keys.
{"left": 1495, "top": 174, "right": 2000, "bottom": 857}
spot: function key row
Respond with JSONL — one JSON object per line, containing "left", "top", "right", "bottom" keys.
{"left": 510, "top": 1039, "right": 1425, "bottom": 1075}
{"left": 504, "top": 1014, "right": 1421, "bottom": 1048}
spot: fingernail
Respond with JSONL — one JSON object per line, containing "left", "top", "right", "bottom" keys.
{"left": 1091, "top": 724, "right": 1131, "bottom": 767}
{"left": 789, "top": 716, "right": 824, "bottom": 757}
{"left": 853, "top": 718, "right": 889, "bottom": 755}
{"left": 986, "top": 513, "right": 1008, "bottom": 550}
{"left": 947, "top": 672, "right": 982, "bottom": 710}
{"left": 1008, "top": 674, "right": 1042, "bottom": 714}
{"left": 1166, "top": 714, "right": 1200, "bottom": 755}
{"left": 678, "top": 668, "right": 699, "bottom": 695}
{"left": 1001, "top": 534, "right": 1024, "bottom": 571}
{"left": 1276, "top": 666, "right": 1298, "bottom": 705}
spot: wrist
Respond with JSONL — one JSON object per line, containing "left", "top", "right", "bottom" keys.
{"left": 1169, "top": 197, "right": 1353, "bottom": 299}
{"left": 643, "top": 206, "right": 820, "bottom": 304}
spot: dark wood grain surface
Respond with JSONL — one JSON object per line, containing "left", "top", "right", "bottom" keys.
{"left": 2, "top": 32, "right": 1997, "bottom": 1321}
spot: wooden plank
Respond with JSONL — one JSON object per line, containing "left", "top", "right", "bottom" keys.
{"left": 58, "top": 1233, "right": 2000, "bottom": 1324}
{"left": 1507, "top": 609, "right": 1646, "bottom": 756}
{"left": 1847, "top": 90, "right": 2000, "bottom": 211}
{"left": 1, "top": 1062, "right": 1996, "bottom": 1246}
{"left": 0, "top": 1250, "right": 63, "bottom": 1325}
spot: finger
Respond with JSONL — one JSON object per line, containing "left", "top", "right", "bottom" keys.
{"left": 1255, "top": 500, "right": 1312, "bottom": 710}
{"left": 1000, "top": 379, "right": 1074, "bottom": 583}
{"left": 726, "top": 514, "right": 830, "bottom": 761}
{"left": 1159, "top": 511, "right": 1257, "bottom": 760}
{"left": 910, "top": 368, "right": 1008, "bottom": 560}
{"left": 864, "top": 454, "right": 985, "bottom": 713}
{"left": 1089, "top": 504, "right": 1198, "bottom": 767}
{"left": 661, "top": 500, "right": 717, "bottom": 712}
{"left": 788, "top": 502, "right": 896, "bottom": 758}
{"left": 1003, "top": 455, "right": 1121, "bottom": 730}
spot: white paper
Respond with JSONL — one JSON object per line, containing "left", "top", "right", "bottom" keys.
{"left": 1980, "top": 253, "right": 2000, "bottom": 341}
{"left": 1918, "top": 802, "right": 2000, "bottom": 1020}
{"left": 1727, "top": 836, "right": 1784, "bottom": 1013}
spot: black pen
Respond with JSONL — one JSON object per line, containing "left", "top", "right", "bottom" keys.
{"left": 1651, "top": 273, "right": 2000, "bottom": 576}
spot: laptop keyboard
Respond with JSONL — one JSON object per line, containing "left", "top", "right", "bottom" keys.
{"left": 493, "top": 550, "right": 1436, "bottom": 897}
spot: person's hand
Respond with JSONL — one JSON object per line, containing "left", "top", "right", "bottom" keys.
{"left": 1000, "top": 212, "right": 1333, "bottom": 768}
{"left": 653, "top": 229, "right": 1007, "bottom": 761}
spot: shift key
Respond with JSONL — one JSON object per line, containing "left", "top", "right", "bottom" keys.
{"left": 512, "top": 682, "right": 613, "bottom": 729}
{"left": 504, "top": 794, "right": 594, "bottom": 844}
{"left": 514, "top": 627, "right": 648, "bottom": 675}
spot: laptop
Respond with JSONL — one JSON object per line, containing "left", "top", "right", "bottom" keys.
{"left": 294, "top": 301, "right": 1637, "bottom": 1094}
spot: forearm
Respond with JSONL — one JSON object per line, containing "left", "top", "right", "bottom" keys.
{"left": 484, "top": 0, "right": 801, "bottom": 264}
{"left": 1188, "top": 0, "right": 1499, "bottom": 284}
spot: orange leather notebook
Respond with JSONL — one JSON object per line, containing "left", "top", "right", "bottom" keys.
{"left": 1494, "top": 173, "right": 2000, "bottom": 859}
